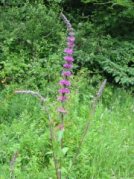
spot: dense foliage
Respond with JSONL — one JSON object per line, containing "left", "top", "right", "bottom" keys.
{"left": 0, "top": 0, "right": 134, "bottom": 89}
{"left": 0, "top": 3, "right": 64, "bottom": 91}
{"left": 64, "top": 0, "right": 134, "bottom": 87}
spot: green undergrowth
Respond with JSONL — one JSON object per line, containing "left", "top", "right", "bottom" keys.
{"left": 0, "top": 79, "right": 134, "bottom": 178}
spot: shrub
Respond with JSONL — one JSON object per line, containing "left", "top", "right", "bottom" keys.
{"left": 0, "top": 3, "right": 64, "bottom": 88}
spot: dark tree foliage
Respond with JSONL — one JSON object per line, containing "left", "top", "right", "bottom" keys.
{"left": 0, "top": 0, "right": 134, "bottom": 89}
{"left": 64, "top": 0, "right": 134, "bottom": 88}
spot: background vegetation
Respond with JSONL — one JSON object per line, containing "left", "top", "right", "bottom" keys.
{"left": 0, "top": 0, "right": 134, "bottom": 178}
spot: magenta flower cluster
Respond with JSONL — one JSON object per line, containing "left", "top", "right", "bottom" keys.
{"left": 58, "top": 13, "right": 75, "bottom": 113}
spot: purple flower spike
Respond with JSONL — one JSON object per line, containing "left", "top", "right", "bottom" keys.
{"left": 58, "top": 96, "right": 67, "bottom": 102}
{"left": 64, "top": 56, "right": 74, "bottom": 63}
{"left": 63, "top": 63, "right": 73, "bottom": 69}
{"left": 58, "top": 13, "right": 75, "bottom": 118}
{"left": 59, "top": 80, "right": 71, "bottom": 86}
{"left": 67, "top": 36, "right": 75, "bottom": 42}
{"left": 59, "top": 88, "right": 70, "bottom": 94}
{"left": 62, "top": 71, "right": 72, "bottom": 77}
{"left": 67, "top": 42, "right": 75, "bottom": 48}
{"left": 64, "top": 48, "right": 73, "bottom": 55}
{"left": 69, "top": 32, "right": 75, "bottom": 36}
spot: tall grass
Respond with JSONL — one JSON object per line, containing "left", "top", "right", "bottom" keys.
{"left": 0, "top": 80, "right": 133, "bottom": 178}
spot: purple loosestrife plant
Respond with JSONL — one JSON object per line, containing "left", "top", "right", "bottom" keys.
{"left": 54, "top": 13, "right": 75, "bottom": 179}
{"left": 14, "top": 12, "right": 107, "bottom": 179}
{"left": 15, "top": 18, "right": 75, "bottom": 178}
{"left": 58, "top": 13, "right": 75, "bottom": 126}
